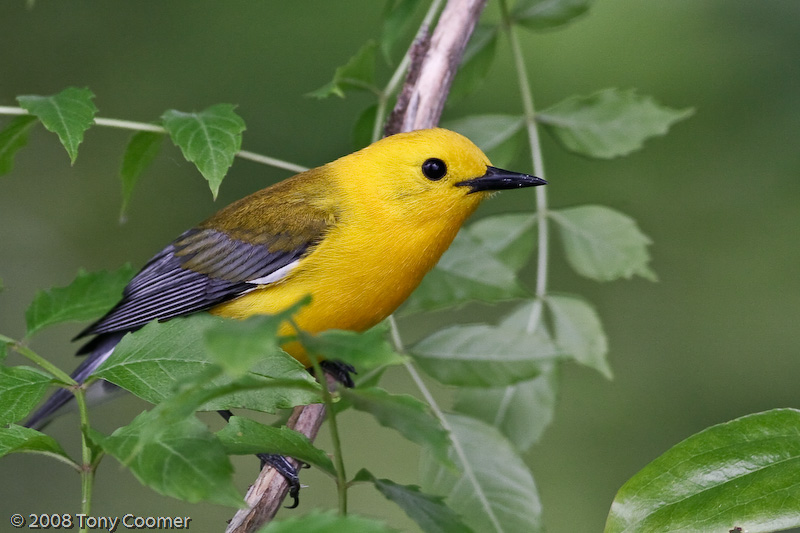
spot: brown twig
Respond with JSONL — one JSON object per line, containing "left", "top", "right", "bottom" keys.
{"left": 225, "top": 381, "right": 330, "bottom": 533}
{"left": 226, "top": 1, "right": 487, "bottom": 530}
{"left": 387, "top": 0, "right": 488, "bottom": 134}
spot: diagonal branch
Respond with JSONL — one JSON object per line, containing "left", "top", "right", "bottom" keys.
{"left": 387, "top": 0, "right": 488, "bottom": 134}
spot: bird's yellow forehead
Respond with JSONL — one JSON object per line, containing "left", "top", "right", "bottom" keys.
{"left": 351, "top": 128, "right": 491, "bottom": 185}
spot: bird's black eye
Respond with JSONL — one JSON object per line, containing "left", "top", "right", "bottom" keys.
{"left": 422, "top": 158, "right": 447, "bottom": 181}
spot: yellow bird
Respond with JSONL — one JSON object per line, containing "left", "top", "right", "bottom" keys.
{"left": 27, "top": 127, "right": 545, "bottom": 427}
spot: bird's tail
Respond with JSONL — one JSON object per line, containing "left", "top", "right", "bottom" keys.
{"left": 24, "top": 332, "right": 125, "bottom": 430}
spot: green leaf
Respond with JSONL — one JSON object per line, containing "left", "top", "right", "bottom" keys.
{"left": 299, "top": 323, "right": 406, "bottom": 372}
{"left": 217, "top": 416, "right": 335, "bottom": 477}
{"left": 90, "top": 412, "right": 242, "bottom": 507}
{"left": 468, "top": 213, "right": 538, "bottom": 272}
{"left": 551, "top": 205, "right": 656, "bottom": 281}
{"left": 403, "top": 227, "right": 527, "bottom": 314}
{"left": 161, "top": 103, "right": 246, "bottom": 199}
{"left": 342, "top": 387, "right": 453, "bottom": 468}
{"left": 410, "top": 311, "right": 563, "bottom": 386}
{"left": 0, "top": 365, "right": 53, "bottom": 425}
{"left": 512, "top": 0, "right": 591, "bottom": 30}
{"left": 0, "top": 115, "right": 37, "bottom": 176}
{"left": 204, "top": 310, "right": 298, "bottom": 378}
{"left": 444, "top": 114, "right": 525, "bottom": 169}
{"left": 17, "top": 87, "right": 98, "bottom": 164}
{"left": 421, "top": 414, "right": 543, "bottom": 533}
{"left": 25, "top": 265, "right": 135, "bottom": 337}
{"left": 119, "top": 130, "right": 164, "bottom": 222}
{"left": 454, "top": 364, "right": 558, "bottom": 452}
{"left": 546, "top": 294, "right": 611, "bottom": 378}
{"left": 307, "top": 41, "right": 379, "bottom": 99}
{"left": 0, "top": 424, "right": 71, "bottom": 461}
{"left": 538, "top": 88, "right": 694, "bottom": 159}
{"left": 605, "top": 408, "right": 800, "bottom": 533}
{"left": 381, "top": 0, "right": 423, "bottom": 63}
{"left": 94, "top": 314, "right": 319, "bottom": 413}
{"left": 449, "top": 26, "right": 499, "bottom": 104}
{"left": 354, "top": 469, "right": 474, "bottom": 533}
{"left": 257, "top": 510, "right": 394, "bottom": 533}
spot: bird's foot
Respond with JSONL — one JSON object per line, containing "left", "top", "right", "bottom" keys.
{"left": 257, "top": 453, "right": 303, "bottom": 509}
{"left": 316, "top": 360, "right": 357, "bottom": 388}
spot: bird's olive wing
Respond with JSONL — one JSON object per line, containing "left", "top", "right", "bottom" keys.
{"left": 75, "top": 226, "right": 322, "bottom": 341}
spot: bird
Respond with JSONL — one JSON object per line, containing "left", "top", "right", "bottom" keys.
{"left": 25, "top": 127, "right": 545, "bottom": 497}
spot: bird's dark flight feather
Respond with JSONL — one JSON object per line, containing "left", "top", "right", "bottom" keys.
{"left": 74, "top": 228, "right": 314, "bottom": 343}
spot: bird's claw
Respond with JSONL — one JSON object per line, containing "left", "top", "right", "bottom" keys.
{"left": 257, "top": 453, "right": 302, "bottom": 508}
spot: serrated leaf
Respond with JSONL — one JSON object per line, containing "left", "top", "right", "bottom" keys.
{"left": 17, "top": 87, "right": 97, "bottom": 164}
{"left": 90, "top": 412, "right": 242, "bottom": 507}
{"left": 0, "top": 365, "right": 53, "bottom": 425}
{"left": 308, "top": 41, "right": 379, "bottom": 99}
{"left": 161, "top": 103, "right": 245, "bottom": 199}
{"left": 403, "top": 228, "right": 527, "bottom": 314}
{"left": 0, "top": 115, "right": 37, "bottom": 176}
{"left": 605, "top": 408, "right": 800, "bottom": 533}
{"left": 25, "top": 265, "right": 135, "bottom": 337}
{"left": 204, "top": 308, "right": 301, "bottom": 378}
{"left": 381, "top": 0, "right": 423, "bottom": 63}
{"left": 342, "top": 387, "right": 453, "bottom": 468}
{"left": 449, "top": 26, "right": 499, "bottom": 103}
{"left": 454, "top": 364, "right": 558, "bottom": 452}
{"left": 538, "top": 88, "right": 694, "bottom": 159}
{"left": 257, "top": 510, "right": 394, "bottom": 533}
{"left": 94, "top": 314, "right": 319, "bottom": 413}
{"left": 421, "top": 414, "right": 543, "bottom": 533}
{"left": 0, "top": 424, "right": 71, "bottom": 461}
{"left": 355, "top": 468, "right": 474, "bottom": 533}
{"left": 410, "top": 313, "right": 562, "bottom": 386}
{"left": 299, "top": 323, "right": 406, "bottom": 373}
{"left": 217, "top": 416, "right": 335, "bottom": 477}
{"left": 119, "top": 130, "right": 164, "bottom": 221}
{"left": 551, "top": 205, "right": 656, "bottom": 281}
{"left": 444, "top": 114, "right": 525, "bottom": 168}
{"left": 546, "top": 294, "right": 611, "bottom": 378}
{"left": 512, "top": 0, "right": 591, "bottom": 30}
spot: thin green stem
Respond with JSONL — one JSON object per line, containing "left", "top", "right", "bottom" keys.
{"left": 499, "top": 0, "right": 550, "bottom": 333}
{"left": 9, "top": 337, "right": 97, "bottom": 521}
{"left": 389, "top": 317, "right": 504, "bottom": 533}
{"left": 74, "top": 388, "right": 94, "bottom": 522}
{"left": 0, "top": 107, "right": 306, "bottom": 174}
{"left": 307, "top": 355, "right": 347, "bottom": 515}
{"left": 236, "top": 150, "right": 307, "bottom": 173}
{"left": 13, "top": 341, "right": 76, "bottom": 385}
{"left": 404, "top": 361, "right": 505, "bottom": 533}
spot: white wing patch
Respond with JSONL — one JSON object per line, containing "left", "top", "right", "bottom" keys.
{"left": 248, "top": 259, "right": 300, "bottom": 286}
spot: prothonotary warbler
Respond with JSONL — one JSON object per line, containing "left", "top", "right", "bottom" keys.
{"left": 26, "top": 127, "right": 546, "bottom": 429}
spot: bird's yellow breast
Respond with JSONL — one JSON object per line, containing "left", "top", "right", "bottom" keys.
{"left": 210, "top": 198, "right": 477, "bottom": 366}
{"left": 209, "top": 128, "right": 490, "bottom": 366}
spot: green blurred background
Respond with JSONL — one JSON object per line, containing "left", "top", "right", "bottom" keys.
{"left": 1, "top": 1, "right": 799, "bottom": 531}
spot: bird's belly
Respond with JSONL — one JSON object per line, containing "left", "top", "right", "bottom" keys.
{"left": 209, "top": 221, "right": 457, "bottom": 366}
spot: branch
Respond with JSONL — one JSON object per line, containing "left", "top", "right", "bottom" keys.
{"left": 386, "top": 0, "right": 488, "bottom": 134}
{"left": 225, "top": 381, "right": 330, "bottom": 533}
{"left": 226, "top": 1, "right": 487, "bottom": 530}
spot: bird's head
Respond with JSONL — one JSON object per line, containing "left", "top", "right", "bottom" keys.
{"left": 330, "top": 128, "right": 546, "bottom": 222}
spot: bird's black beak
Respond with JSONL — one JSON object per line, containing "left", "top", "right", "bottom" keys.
{"left": 456, "top": 166, "right": 547, "bottom": 194}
